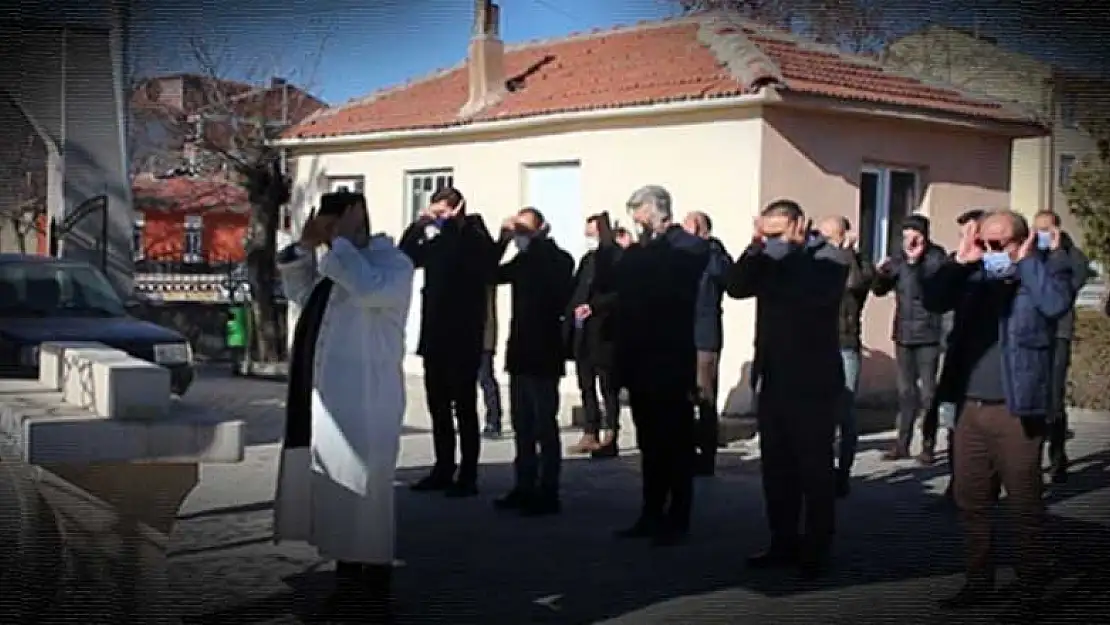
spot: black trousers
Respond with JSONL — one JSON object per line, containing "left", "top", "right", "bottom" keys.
{"left": 757, "top": 392, "right": 838, "bottom": 552}
{"left": 1047, "top": 338, "right": 1072, "bottom": 466}
{"left": 895, "top": 344, "right": 941, "bottom": 449}
{"left": 628, "top": 382, "right": 696, "bottom": 530}
{"left": 575, "top": 357, "right": 620, "bottom": 434}
{"left": 424, "top": 355, "right": 481, "bottom": 483}
{"left": 510, "top": 375, "right": 562, "bottom": 493}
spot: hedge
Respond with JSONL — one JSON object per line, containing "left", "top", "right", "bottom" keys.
{"left": 1068, "top": 308, "right": 1110, "bottom": 411}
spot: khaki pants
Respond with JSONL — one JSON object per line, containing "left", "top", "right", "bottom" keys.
{"left": 954, "top": 401, "right": 1047, "bottom": 584}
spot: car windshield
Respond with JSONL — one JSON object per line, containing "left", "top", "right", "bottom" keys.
{"left": 0, "top": 262, "right": 126, "bottom": 318}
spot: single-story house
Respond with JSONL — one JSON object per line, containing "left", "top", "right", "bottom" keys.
{"left": 274, "top": 5, "right": 1045, "bottom": 414}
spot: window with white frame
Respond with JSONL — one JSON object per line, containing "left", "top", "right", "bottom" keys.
{"left": 1058, "top": 154, "right": 1077, "bottom": 189}
{"left": 183, "top": 214, "right": 204, "bottom": 263}
{"left": 132, "top": 216, "right": 145, "bottom": 261}
{"left": 405, "top": 169, "right": 455, "bottom": 220}
{"left": 858, "top": 166, "right": 921, "bottom": 262}
{"left": 1060, "top": 91, "right": 1078, "bottom": 129}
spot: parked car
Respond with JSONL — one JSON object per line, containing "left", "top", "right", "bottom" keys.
{"left": 0, "top": 254, "right": 195, "bottom": 395}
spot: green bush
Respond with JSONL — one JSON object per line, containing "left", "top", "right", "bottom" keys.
{"left": 1067, "top": 309, "right": 1110, "bottom": 411}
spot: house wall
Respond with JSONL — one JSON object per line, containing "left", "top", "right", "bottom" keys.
{"left": 137, "top": 210, "right": 248, "bottom": 263}
{"left": 287, "top": 107, "right": 766, "bottom": 409}
{"left": 887, "top": 28, "right": 1099, "bottom": 241}
{"left": 761, "top": 107, "right": 1013, "bottom": 402}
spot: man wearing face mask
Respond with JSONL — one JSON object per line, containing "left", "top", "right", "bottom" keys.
{"left": 566, "top": 212, "right": 623, "bottom": 458}
{"left": 815, "top": 216, "right": 873, "bottom": 498}
{"left": 681, "top": 211, "right": 734, "bottom": 477}
{"left": 1031, "top": 210, "right": 1091, "bottom": 484}
{"left": 399, "top": 187, "right": 499, "bottom": 497}
{"left": 274, "top": 192, "right": 414, "bottom": 622}
{"left": 922, "top": 210, "right": 1072, "bottom": 619}
{"left": 490, "top": 208, "right": 576, "bottom": 515}
{"left": 725, "top": 200, "right": 849, "bottom": 579}
{"left": 604, "top": 185, "right": 709, "bottom": 546}
{"left": 872, "top": 215, "right": 948, "bottom": 460}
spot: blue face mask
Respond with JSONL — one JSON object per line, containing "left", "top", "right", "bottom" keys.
{"left": 433, "top": 217, "right": 448, "bottom": 229}
{"left": 1036, "top": 230, "right": 1052, "bottom": 251}
{"left": 763, "top": 237, "right": 797, "bottom": 260}
{"left": 982, "top": 251, "right": 1015, "bottom": 279}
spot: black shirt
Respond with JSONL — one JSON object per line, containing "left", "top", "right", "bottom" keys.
{"left": 962, "top": 281, "right": 1016, "bottom": 402}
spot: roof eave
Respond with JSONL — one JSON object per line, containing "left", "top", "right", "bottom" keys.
{"left": 271, "top": 89, "right": 776, "bottom": 150}
{"left": 773, "top": 91, "right": 1048, "bottom": 138}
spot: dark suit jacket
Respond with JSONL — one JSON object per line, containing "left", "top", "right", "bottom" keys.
{"left": 398, "top": 214, "right": 498, "bottom": 364}
{"left": 496, "top": 236, "right": 576, "bottom": 377}
{"left": 726, "top": 237, "right": 849, "bottom": 400}
{"left": 564, "top": 213, "right": 620, "bottom": 365}
{"left": 608, "top": 225, "right": 709, "bottom": 393}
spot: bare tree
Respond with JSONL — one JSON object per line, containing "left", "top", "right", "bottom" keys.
{"left": 674, "top": 0, "right": 887, "bottom": 52}
{"left": 131, "top": 36, "right": 327, "bottom": 362}
{"left": 0, "top": 132, "right": 47, "bottom": 254}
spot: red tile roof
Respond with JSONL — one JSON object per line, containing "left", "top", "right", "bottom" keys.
{"left": 286, "top": 15, "right": 1037, "bottom": 140}
{"left": 132, "top": 176, "right": 250, "bottom": 214}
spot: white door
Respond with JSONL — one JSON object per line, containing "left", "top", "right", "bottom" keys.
{"left": 524, "top": 163, "right": 584, "bottom": 261}
{"left": 404, "top": 171, "right": 455, "bottom": 354}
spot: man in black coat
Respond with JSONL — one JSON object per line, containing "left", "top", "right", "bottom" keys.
{"left": 815, "top": 216, "right": 874, "bottom": 497}
{"left": 607, "top": 185, "right": 708, "bottom": 547}
{"left": 489, "top": 207, "right": 575, "bottom": 515}
{"left": 726, "top": 200, "right": 849, "bottom": 579}
{"left": 566, "top": 212, "right": 623, "bottom": 459}
{"left": 398, "top": 187, "right": 498, "bottom": 496}
{"left": 872, "top": 215, "right": 947, "bottom": 460}
{"left": 1032, "top": 210, "right": 1092, "bottom": 483}
{"left": 681, "top": 211, "right": 734, "bottom": 476}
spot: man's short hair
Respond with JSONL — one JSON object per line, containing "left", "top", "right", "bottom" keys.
{"left": 761, "top": 199, "right": 804, "bottom": 220}
{"left": 839, "top": 216, "right": 851, "bottom": 232}
{"left": 982, "top": 208, "right": 1030, "bottom": 241}
{"left": 613, "top": 226, "right": 631, "bottom": 238}
{"left": 626, "top": 185, "right": 672, "bottom": 219}
{"left": 430, "top": 187, "right": 464, "bottom": 209}
{"left": 519, "top": 206, "right": 546, "bottom": 227}
{"left": 1034, "top": 209, "right": 1061, "bottom": 226}
{"left": 586, "top": 213, "right": 606, "bottom": 226}
{"left": 317, "top": 191, "right": 363, "bottom": 218}
{"left": 689, "top": 211, "right": 712, "bottom": 234}
{"left": 956, "top": 209, "right": 985, "bottom": 225}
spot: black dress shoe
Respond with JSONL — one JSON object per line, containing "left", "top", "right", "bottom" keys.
{"left": 938, "top": 582, "right": 996, "bottom": 610}
{"left": 591, "top": 442, "right": 619, "bottom": 459}
{"left": 1050, "top": 462, "right": 1069, "bottom": 484}
{"left": 410, "top": 472, "right": 453, "bottom": 492}
{"left": 493, "top": 488, "right": 530, "bottom": 510}
{"left": 797, "top": 550, "right": 830, "bottom": 580}
{"left": 747, "top": 545, "right": 798, "bottom": 569}
{"left": 519, "top": 494, "right": 561, "bottom": 517}
{"left": 444, "top": 481, "right": 479, "bottom": 498}
{"left": 614, "top": 519, "right": 659, "bottom": 539}
{"left": 835, "top": 469, "right": 850, "bottom": 498}
{"left": 652, "top": 527, "right": 689, "bottom": 547}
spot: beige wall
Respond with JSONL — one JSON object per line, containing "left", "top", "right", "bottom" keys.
{"left": 761, "top": 108, "right": 1012, "bottom": 401}
{"left": 888, "top": 28, "right": 1099, "bottom": 242}
{"left": 287, "top": 108, "right": 766, "bottom": 410}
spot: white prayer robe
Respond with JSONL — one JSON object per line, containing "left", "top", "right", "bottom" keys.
{"left": 272, "top": 235, "right": 414, "bottom": 564}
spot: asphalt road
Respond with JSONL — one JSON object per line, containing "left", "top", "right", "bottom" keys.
{"left": 162, "top": 366, "right": 1110, "bottom": 624}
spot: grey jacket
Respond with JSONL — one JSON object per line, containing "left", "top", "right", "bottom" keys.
{"left": 1052, "top": 232, "right": 1092, "bottom": 339}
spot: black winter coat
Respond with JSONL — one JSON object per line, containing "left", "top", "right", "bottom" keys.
{"left": 872, "top": 244, "right": 947, "bottom": 346}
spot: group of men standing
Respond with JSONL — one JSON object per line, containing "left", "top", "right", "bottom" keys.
{"left": 268, "top": 184, "right": 1092, "bottom": 623}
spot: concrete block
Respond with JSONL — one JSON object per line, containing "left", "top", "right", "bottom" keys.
{"left": 60, "top": 348, "right": 171, "bottom": 420}
{"left": 38, "top": 341, "right": 112, "bottom": 390}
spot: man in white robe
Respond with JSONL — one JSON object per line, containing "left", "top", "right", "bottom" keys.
{"left": 273, "top": 191, "right": 414, "bottom": 622}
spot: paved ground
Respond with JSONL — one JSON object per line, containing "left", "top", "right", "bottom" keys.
{"left": 168, "top": 365, "right": 1110, "bottom": 624}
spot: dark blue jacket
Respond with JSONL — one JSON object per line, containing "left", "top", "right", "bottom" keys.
{"left": 694, "top": 237, "right": 734, "bottom": 352}
{"left": 923, "top": 251, "right": 1073, "bottom": 418}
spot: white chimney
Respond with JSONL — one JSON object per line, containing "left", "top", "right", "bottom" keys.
{"left": 459, "top": 0, "right": 506, "bottom": 118}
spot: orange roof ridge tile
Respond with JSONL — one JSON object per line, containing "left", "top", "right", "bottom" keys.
{"left": 696, "top": 13, "right": 784, "bottom": 92}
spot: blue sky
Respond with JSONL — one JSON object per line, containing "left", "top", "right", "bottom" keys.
{"left": 117, "top": 0, "right": 1109, "bottom": 105}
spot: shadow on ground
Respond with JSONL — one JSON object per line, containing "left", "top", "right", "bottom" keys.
{"left": 178, "top": 441, "right": 1110, "bottom": 625}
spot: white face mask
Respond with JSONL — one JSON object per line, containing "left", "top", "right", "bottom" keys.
{"left": 513, "top": 235, "right": 531, "bottom": 252}
{"left": 585, "top": 237, "right": 599, "bottom": 251}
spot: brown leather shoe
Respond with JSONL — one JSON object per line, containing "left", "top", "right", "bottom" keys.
{"left": 882, "top": 444, "right": 909, "bottom": 461}
{"left": 567, "top": 433, "right": 600, "bottom": 454}
{"left": 916, "top": 446, "right": 935, "bottom": 466}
